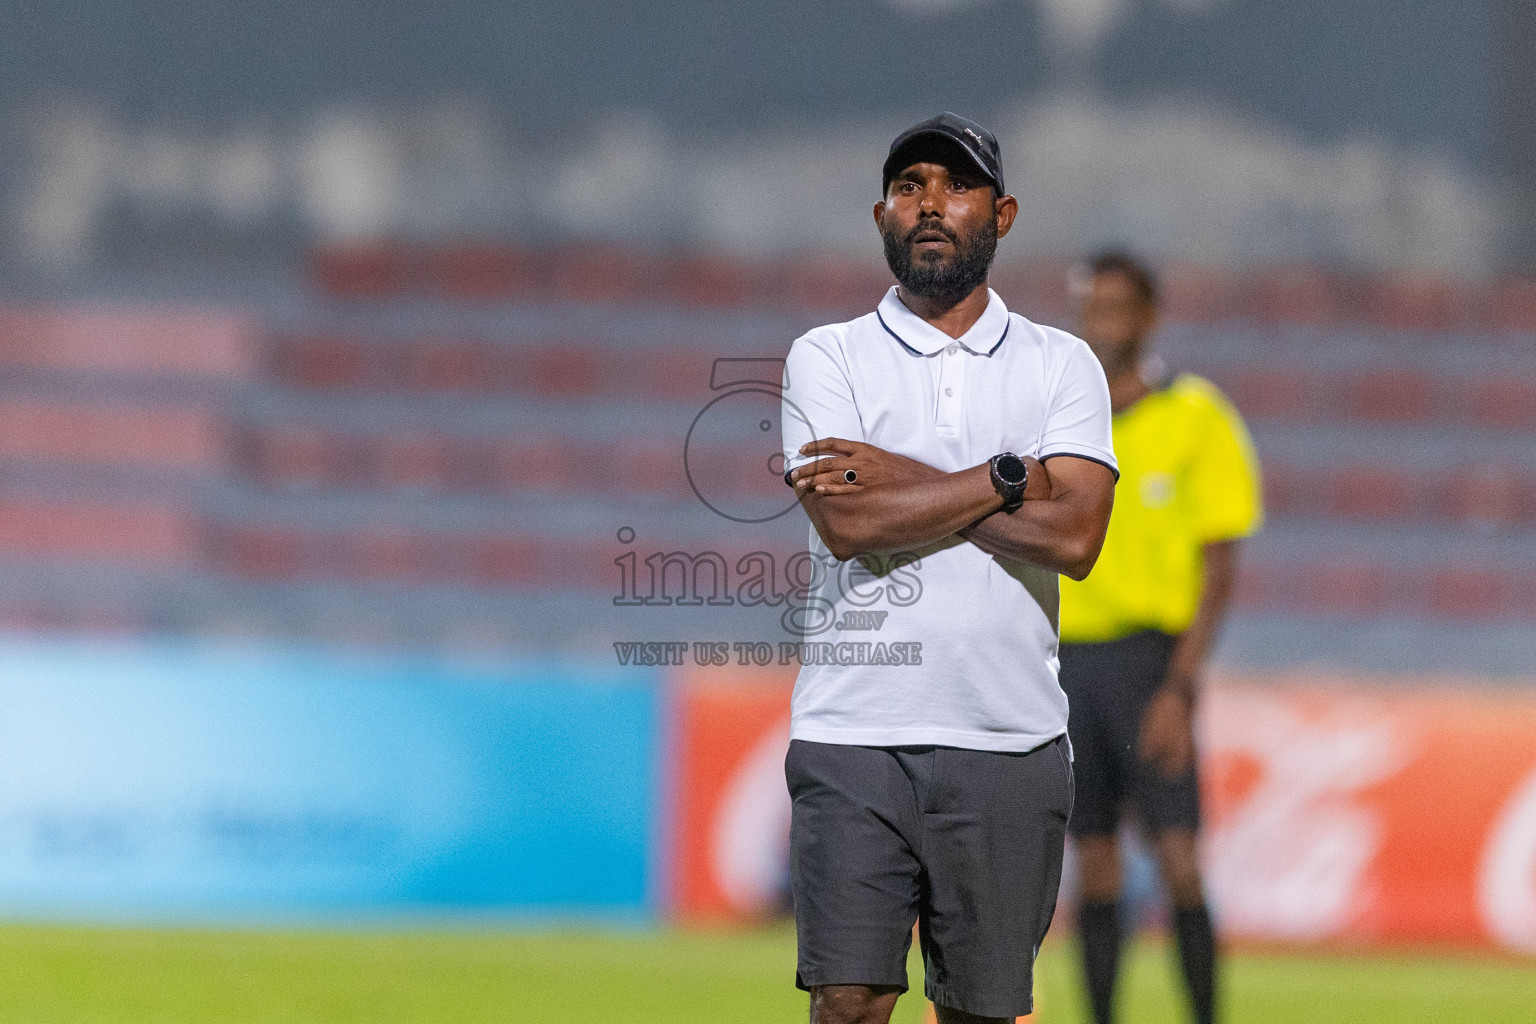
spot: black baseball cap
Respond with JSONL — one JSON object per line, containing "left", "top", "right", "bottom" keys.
{"left": 881, "top": 112, "right": 1005, "bottom": 197}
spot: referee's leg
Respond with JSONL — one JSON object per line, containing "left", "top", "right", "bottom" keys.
{"left": 1059, "top": 638, "right": 1138, "bottom": 1024}
{"left": 1137, "top": 772, "right": 1215, "bottom": 1024}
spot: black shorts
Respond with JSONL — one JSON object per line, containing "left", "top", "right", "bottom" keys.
{"left": 1058, "top": 629, "right": 1201, "bottom": 838}
{"left": 785, "top": 736, "right": 1072, "bottom": 1019}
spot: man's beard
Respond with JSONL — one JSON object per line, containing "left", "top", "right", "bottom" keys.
{"left": 882, "top": 217, "right": 998, "bottom": 307}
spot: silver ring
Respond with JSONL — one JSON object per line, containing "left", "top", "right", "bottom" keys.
{"left": 843, "top": 469, "right": 858, "bottom": 483}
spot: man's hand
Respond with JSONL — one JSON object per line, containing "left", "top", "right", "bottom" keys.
{"left": 785, "top": 438, "right": 1003, "bottom": 561}
{"left": 788, "top": 438, "right": 944, "bottom": 495}
{"left": 1139, "top": 681, "right": 1196, "bottom": 778}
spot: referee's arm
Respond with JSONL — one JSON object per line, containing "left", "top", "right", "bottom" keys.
{"left": 1163, "top": 539, "right": 1238, "bottom": 701}
{"left": 1133, "top": 538, "right": 1238, "bottom": 777}
{"left": 789, "top": 440, "right": 1113, "bottom": 579}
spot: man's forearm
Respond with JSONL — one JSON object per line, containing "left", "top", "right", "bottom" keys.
{"left": 807, "top": 464, "right": 1002, "bottom": 560}
{"left": 960, "top": 502, "right": 1096, "bottom": 579}
{"left": 959, "top": 457, "right": 1115, "bottom": 580}
{"left": 792, "top": 443, "right": 1112, "bottom": 571}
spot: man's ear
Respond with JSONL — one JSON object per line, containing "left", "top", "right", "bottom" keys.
{"left": 873, "top": 200, "right": 886, "bottom": 230}
{"left": 994, "top": 193, "right": 1019, "bottom": 240}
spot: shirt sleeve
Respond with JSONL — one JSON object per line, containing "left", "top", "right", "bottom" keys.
{"left": 1037, "top": 334, "right": 1118, "bottom": 478}
{"left": 781, "top": 329, "right": 863, "bottom": 476}
{"left": 1188, "top": 386, "right": 1264, "bottom": 542}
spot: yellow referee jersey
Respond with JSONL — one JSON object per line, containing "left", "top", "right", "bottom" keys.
{"left": 1059, "top": 373, "right": 1262, "bottom": 643}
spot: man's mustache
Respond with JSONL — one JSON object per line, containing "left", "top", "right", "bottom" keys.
{"left": 906, "top": 222, "right": 958, "bottom": 245}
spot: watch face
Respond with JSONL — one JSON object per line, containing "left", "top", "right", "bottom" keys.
{"left": 996, "top": 453, "right": 1027, "bottom": 485}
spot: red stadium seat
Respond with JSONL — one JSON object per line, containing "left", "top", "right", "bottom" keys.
{"left": 0, "top": 307, "right": 256, "bottom": 378}
{"left": 0, "top": 400, "right": 225, "bottom": 471}
{"left": 0, "top": 498, "right": 195, "bottom": 565}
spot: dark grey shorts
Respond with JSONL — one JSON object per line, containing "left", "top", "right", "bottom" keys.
{"left": 785, "top": 736, "right": 1073, "bottom": 1019}
{"left": 1059, "top": 630, "right": 1202, "bottom": 838}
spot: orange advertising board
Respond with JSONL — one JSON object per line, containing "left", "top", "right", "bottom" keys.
{"left": 667, "top": 666, "right": 1536, "bottom": 954}
{"left": 670, "top": 664, "right": 796, "bottom": 921}
{"left": 1203, "top": 675, "right": 1536, "bottom": 952}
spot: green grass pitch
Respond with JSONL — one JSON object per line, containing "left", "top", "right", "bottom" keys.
{"left": 0, "top": 921, "right": 1532, "bottom": 1022}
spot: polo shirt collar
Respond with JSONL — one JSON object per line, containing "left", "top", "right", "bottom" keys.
{"left": 876, "top": 285, "right": 1011, "bottom": 357}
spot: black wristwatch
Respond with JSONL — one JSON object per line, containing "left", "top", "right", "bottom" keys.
{"left": 989, "top": 452, "right": 1028, "bottom": 514}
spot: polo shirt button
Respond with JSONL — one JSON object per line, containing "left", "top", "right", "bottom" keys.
{"left": 945, "top": 387, "right": 954, "bottom": 397}
{"left": 946, "top": 344, "right": 959, "bottom": 355}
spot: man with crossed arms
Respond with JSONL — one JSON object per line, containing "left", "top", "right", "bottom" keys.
{"left": 781, "top": 112, "right": 1118, "bottom": 1024}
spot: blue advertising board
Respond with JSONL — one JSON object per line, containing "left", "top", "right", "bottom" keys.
{"left": 0, "top": 637, "right": 662, "bottom": 921}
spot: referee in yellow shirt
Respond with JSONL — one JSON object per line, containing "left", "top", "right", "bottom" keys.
{"left": 1058, "top": 252, "right": 1262, "bottom": 1024}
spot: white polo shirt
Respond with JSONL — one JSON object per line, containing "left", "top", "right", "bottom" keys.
{"left": 780, "top": 285, "right": 1117, "bottom": 752}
